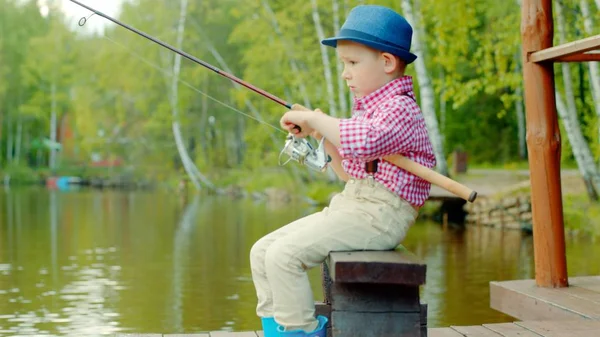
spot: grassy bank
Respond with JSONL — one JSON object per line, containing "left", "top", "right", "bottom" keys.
{"left": 0, "top": 162, "right": 155, "bottom": 187}
{"left": 563, "top": 194, "right": 600, "bottom": 239}
{"left": 3, "top": 162, "right": 598, "bottom": 239}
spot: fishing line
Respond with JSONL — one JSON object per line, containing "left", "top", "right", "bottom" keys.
{"left": 69, "top": 0, "right": 332, "bottom": 173}
{"left": 98, "top": 34, "right": 286, "bottom": 134}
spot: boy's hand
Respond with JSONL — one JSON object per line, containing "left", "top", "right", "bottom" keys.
{"left": 280, "top": 109, "right": 317, "bottom": 138}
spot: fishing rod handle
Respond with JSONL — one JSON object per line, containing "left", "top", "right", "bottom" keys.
{"left": 290, "top": 103, "right": 311, "bottom": 132}
{"left": 287, "top": 103, "right": 478, "bottom": 202}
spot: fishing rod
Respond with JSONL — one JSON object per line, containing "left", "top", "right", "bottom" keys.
{"left": 68, "top": 0, "right": 478, "bottom": 203}
{"left": 70, "top": 0, "right": 292, "bottom": 109}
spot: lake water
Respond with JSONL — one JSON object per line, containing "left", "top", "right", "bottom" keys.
{"left": 1, "top": 186, "right": 598, "bottom": 336}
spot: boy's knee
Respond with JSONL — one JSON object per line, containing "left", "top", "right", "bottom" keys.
{"left": 250, "top": 238, "right": 270, "bottom": 267}
{"left": 264, "top": 240, "right": 297, "bottom": 271}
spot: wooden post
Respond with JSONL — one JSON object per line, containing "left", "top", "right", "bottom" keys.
{"left": 521, "top": 0, "right": 568, "bottom": 287}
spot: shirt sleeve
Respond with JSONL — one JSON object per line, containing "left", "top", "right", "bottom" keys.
{"left": 338, "top": 96, "right": 415, "bottom": 161}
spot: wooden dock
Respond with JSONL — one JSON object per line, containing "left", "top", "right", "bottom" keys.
{"left": 115, "top": 319, "right": 600, "bottom": 336}
{"left": 429, "top": 320, "right": 600, "bottom": 336}
{"left": 114, "top": 276, "right": 600, "bottom": 337}
{"left": 491, "top": 276, "right": 600, "bottom": 322}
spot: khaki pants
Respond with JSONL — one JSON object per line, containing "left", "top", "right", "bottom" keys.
{"left": 250, "top": 178, "right": 418, "bottom": 332}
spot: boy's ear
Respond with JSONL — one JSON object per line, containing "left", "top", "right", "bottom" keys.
{"left": 381, "top": 52, "right": 401, "bottom": 74}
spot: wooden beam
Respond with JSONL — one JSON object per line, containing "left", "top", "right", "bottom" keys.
{"left": 530, "top": 34, "right": 600, "bottom": 63}
{"left": 327, "top": 250, "right": 426, "bottom": 285}
{"left": 521, "top": 0, "right": 568, "bottom": 287}
{"left": 554, "top": 51, "right": 600, "bottom": 62}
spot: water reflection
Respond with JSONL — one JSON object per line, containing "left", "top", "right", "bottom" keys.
{"left": 170, "top": 194, "right": 201, "bottom": 332}
{"left": 0, "top": 187, "right": 599, "bottom": 335}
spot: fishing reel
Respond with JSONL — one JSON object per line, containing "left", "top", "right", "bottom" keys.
{"left": 279, "top": 134, "right": 331, "bottom": 172}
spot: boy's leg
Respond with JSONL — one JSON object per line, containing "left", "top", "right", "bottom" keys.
{"left": 250, "top": 211, "right": 325, "bottom": 318}
{"left": 266, "top": 179, "right": 417, "bottom": 332}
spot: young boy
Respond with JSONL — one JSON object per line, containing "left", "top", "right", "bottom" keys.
{"left": 250, "top": 4, "right": 436, "bottom": 336}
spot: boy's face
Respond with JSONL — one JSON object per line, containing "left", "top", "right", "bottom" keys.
{"left": 337, "top": 40, "right": 400, "bottom": 99}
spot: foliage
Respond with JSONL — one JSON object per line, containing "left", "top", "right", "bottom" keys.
{"left": 563, "top": 193, "right": 600, "bottom": 238}
{"left": 1, "top": 161, "right": 39, "bottom": 184}
{"left": 304, "top": 179, "right": 344, "bottom": 205}
{"left": 0, "top": 0, "right": 598, "bottom": 195}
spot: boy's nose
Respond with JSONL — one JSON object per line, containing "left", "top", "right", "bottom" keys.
{"left": 341, "top": 68, "right": 351, "bottom": 80}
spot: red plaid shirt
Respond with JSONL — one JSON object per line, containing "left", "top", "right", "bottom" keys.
{"left": 338, "top": 76, "right": 436, "bottom": 206}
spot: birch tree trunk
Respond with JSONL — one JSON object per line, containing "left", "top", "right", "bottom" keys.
{"left": 49, "top": 82, "right": 57, "bottom": 170}
{"left": 342, "top": 0, "right": 351, "bottom": 24}
{"left": 0, "top": 109, "right": 3, "bottom": 167}
{"left": 514, "top": 51, "right": 527, "bottom": 159}
{"left": 515, "top": 84, "right": 526, "bottom": 159}
{"left": 261, "top": 0, "right": 312, "bottom": 109}
{"left": 556, "top": 0, "right": 600, "bottom": 199}
{"left": 401, "top": 0, "right": 448, "bottom": 176}
{"left": 6, "top": 117, "right": 12, "bottom": 163}
{"left": 14, "top": 118, "right": 22, "bottom": 162}
{"left": 556, "top": 92, "right": 600, "bottom": 199}
{"left": 439, "top": 70, "right": 446, "bottom": 139}
{"left": 332, "top": 0, "right": 348, "bottom": 116}
{"left": 579, "top": 0, "right": 600, "bottom": 145}
{"left": 311, "top": 0, "right": 338, "bottom": 117}
{"left": 169, "top": 0, "right": 215, "bottom": 191}
{"left": 515, "top": 0, "right": 527, "bottom": 159}
{"left": 343, "top": 0, "right": 353, "bottom": 109}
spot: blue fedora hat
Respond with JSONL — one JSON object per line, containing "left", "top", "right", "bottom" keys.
{"left": 321, "top": 5, "right": 417, "bottom": 64}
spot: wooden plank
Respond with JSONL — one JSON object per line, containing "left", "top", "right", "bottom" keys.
{"left": 428, "top": 328, "right": 465, "bottom": 337}
{"left": 451, "top": 326, "right": 503, "bottom": 336}
{"left": 490, "top": 279, "right": 600, "bottom": 321}
{"left": 315, "top": 301, "right": 331, "bottom": 319}
{"left": 420, "top": 303, "right": 428, "bottom": 325}
{"left": 482, "top": 323, "right": 543, "bottom": 336}
{"left": 516, "top": 320, "right": 600, "bottom": 337}
{"left": 511, "top": 280, "right": 600, "bottom": 316}
{"left": 331, "top": 311, "right": 421, "bottom": 336}
{"left": 330, "top": 282, "right": 420, "bottom": 312}
{"left": 255, "top": 332, "right": 264, "bottom": 337}
{"left": 116, "top": 335, "right": 162, "bottom": 337}
{"left": 559, "top": 284, "right": 600, "bottom": 304}
{"left": 554, "top": 51, "right": 600, "bottom": 62}
{"left": 570, "top": 276, "right": 600, "bottom": 292}
{"left": 208, "top": 332, "right": 257, "bottom": 336}
{"left": 164, "top": 335, "right": 210, "bottom": 337}
{"left": 490, "top": 280, "right": 581, "bottom": 321}
{"left": 328, "top": 250, "right": 426, "bottom": 285}
{"left": 530, "top": 34, "right": 600, "bottom": 62}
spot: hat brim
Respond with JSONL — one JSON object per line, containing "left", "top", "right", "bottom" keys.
{"left": 322, "top": 36, "right": 417, "bottom": 64}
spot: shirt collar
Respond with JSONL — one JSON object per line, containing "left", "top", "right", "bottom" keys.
{"left": 353, "top": 76, "right": 414, "bottom": 112}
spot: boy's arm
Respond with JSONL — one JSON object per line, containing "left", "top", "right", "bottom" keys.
{"left": 308, "top": 98, "right": 414, "bottom": 161}
{"left": 309, "top": 113, "right": 342, "bottom": 148}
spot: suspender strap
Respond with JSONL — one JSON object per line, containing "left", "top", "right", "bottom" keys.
{"left": 365, "top": 159, "right": 379, "bottom": 174}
